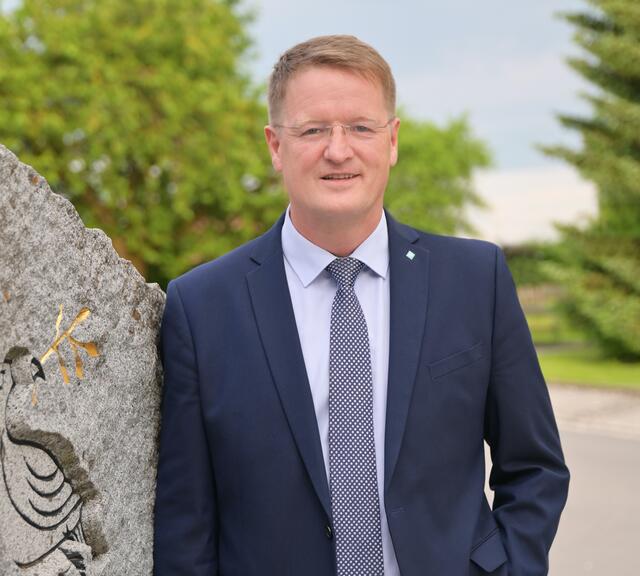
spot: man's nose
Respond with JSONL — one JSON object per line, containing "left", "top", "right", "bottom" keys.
{"left": 323, "top": 125, "right": 354, "bottom": 163}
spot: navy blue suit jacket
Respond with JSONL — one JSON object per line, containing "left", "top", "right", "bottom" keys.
{"left": 153, "top": 212, "right": 569, "bottom": 576}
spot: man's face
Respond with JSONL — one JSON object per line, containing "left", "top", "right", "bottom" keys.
{"left": 265, "top": 66, "right": 399, "bottom": 235}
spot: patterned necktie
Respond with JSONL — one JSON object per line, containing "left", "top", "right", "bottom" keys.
{"left": 326, "top": 257, "right": 384, "bottom": 576}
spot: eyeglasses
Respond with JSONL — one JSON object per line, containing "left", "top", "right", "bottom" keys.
{"left": 272, "top": 118, "right": 395, "bottom": 142}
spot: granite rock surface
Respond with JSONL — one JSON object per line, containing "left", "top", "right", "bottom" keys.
{"left": 0, "top": 144, "right": 165, "bottom": 575}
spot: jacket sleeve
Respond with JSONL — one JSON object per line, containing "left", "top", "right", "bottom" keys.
{"left": 153, "top": 280, "right": 218, "bottom": 575}
{"left": 485, "top": 246, "right": 570, "bottom": 575}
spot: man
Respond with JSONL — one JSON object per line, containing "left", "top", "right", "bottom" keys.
{"left": 154, "top": 35, "right": 569, "bottom": 576}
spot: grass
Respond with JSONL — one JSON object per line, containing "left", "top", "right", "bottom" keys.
{"left": 516, "top": 283, "right": 640, "bottom": 391}
{"left": 538, "top": 346, "right": 640, "bottom": 391}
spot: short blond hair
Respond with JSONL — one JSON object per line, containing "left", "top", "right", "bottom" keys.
{"left": 267, "top": 35, "right": 396, "bottom": 123}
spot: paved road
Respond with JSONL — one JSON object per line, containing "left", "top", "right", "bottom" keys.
{"left": 549, "top": 385, "right": 640, "bottom": 576}
{"left": 550, "top": 430, "right": 640, "bottom": 575}
{"left": 550, "top": 384, "right": 640, "bottom": 442}
{"left": 485, "top": 385, "right": 640, "bottom": 575}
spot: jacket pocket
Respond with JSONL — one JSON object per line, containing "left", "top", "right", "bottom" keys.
{"left": 428, "top": 341, "right": 484, "bottom": 380}
{"left": 470, "top": 528, "right": 508, "bottom": 573}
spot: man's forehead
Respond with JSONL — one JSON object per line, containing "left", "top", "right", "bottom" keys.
{"left": 294, "top": 115, "right": 379, "bottom": 125}
{"left": 286, "top": 64, "right": 382, "bottom": 92}
{"left": 281, "top": 66, "right": 387, "bottom": 117}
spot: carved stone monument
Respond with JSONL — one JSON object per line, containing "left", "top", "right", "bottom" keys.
{"left": 0, "top": 145, "right": 165, "bottom": 575}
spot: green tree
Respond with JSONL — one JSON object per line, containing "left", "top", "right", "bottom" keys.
{"left": 386, "top": 115, "right": 490, "bottom": 234}
{"left": 0, "top": 0, "right": 284, "bottom": 287}
{"left": 544, "top": 0, "right": 640, "bottom": 359}
{"left": 0, "top": 1, "right": 491, "bottom": 287}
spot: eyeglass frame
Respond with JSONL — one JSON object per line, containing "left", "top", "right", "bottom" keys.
{"left": 270, "top": 117, "right": 397, "bottom": 141}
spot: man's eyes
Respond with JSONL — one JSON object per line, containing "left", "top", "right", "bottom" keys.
{"left": 351, "top": 124, "right": 374, "bottom": 133}
{"left": 300, "top": 127, "right": 325, "bottom": 136}
{"left": 298, "top": 125, "right": 375, "bottom": 137}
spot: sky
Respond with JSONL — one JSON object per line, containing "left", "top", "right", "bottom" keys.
{"left": 245, "top": 0, "right": 589, "bottom": 169}
{"left": 244, "top": 0, "right": 599, "bottom": 243}
{"left": 2, "top": 0, "right": 599, "bottom": 244}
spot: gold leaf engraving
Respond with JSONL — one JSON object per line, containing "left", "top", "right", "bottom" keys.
{"left": 31, "top": 384, "right": 38, "bottom": 407}
{"left": 40, "top": 305, "right": 100, "bottom": 386}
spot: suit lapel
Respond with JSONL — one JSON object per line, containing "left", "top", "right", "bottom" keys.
{"left": 384, "top": 213, "right": 430, "bottom": 491}
{"left": 245, "top": 212, "right": 430, "bottom": 511}
{"left": 246, "top": 216, "right": 331, "bottom": 519}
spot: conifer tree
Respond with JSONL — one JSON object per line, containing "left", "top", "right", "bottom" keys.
{"left": 544, "top": 0, "right": 640, "bottom": 359}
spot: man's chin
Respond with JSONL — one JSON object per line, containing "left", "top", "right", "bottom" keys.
{"left": 306, "top": 203, "right": 383, "bottom": 231}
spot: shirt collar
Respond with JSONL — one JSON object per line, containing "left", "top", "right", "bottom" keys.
{"left": 281, "top": 207, "right": 389, "bottom": 287}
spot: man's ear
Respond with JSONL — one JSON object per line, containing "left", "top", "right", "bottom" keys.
{"left": 264, "top": 125, "right": 283, "bottom": 172}
{"left": 389, "top": 117, "right": 400, "bottom": 167}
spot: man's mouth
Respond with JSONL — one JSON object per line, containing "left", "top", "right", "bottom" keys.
{"left": 321, "top": 173, "right": 359, "bottom": 180}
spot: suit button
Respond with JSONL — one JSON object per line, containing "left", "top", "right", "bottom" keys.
{"left": 325, "top": 524, "right": 333, "bottom": 540}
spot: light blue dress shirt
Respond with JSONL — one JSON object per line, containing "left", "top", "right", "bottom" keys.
{"left": 282, "top": 208, "right": 400, "bottom": 575}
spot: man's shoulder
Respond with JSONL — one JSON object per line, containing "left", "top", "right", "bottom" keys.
{"left": 392, "top": 217, "right": 500, "bottom": 263}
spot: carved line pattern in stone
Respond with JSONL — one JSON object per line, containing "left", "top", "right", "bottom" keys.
{"left": 2, "top": 435, "right": 83, "bottom": 528}
{"left": 1, "top": 351, "right": 93, "bottom": 574}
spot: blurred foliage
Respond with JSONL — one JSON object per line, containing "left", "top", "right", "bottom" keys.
{"left": 541, "top": 230, "right": 640, "bottom": 360}
{"left": 517, "top": 282, "right": 589, "bottom": 346}
{"left": 542, "top": 0, "right": 640, "bottom": 360}
{"left": 0, "top": 0, "right": 284, "bottom": 288}
{"left": 506, "top": 249, "right": 587, "bottom": 347}
{"left": 386, "top": 114, "right": 491, "bottom": 234}
{"left": 503, "top": 243, "right": 557, "bottom": 286}
{"left": 0, "top": 0, "right": 491, "bottom": 288}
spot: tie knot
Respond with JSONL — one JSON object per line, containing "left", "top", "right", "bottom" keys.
{"left": 326, "top": 257, "right": 365, "bottom": 290}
